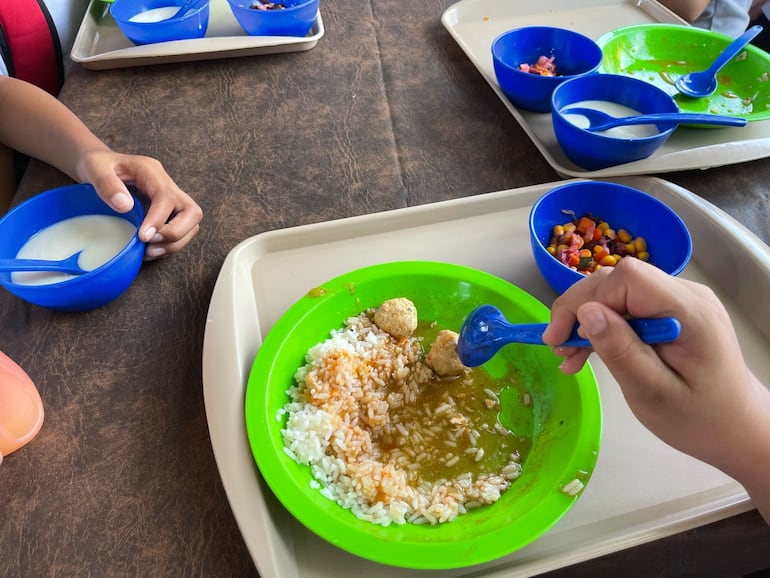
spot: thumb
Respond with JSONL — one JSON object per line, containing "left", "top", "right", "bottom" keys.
{"left": 576, "top": 302, "right": 663, "bottom": 391}
{"left": 89, "top": 175, "right": 135, "bottom": 214}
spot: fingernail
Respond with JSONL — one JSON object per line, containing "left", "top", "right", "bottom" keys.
{"left": 143, "top": 226, "right": 157, "bottom": 242}
{"left": 145, "top": 246, "right": 166, "bottom": 258}
{"left": 579, "top": 307, "right": 608, "bottom": 336}
{"left": 111, "top": 192, "right": 134, "bottom": 212}
{"left": 150, "top": 233, "right": 164, "bottom": 244}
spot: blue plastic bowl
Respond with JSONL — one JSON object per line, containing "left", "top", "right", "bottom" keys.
{"left": 491, "top": 27, "right": 603, "bottom": 113}
{"left": 110, "top": 0, "right": 210, "bottom": 45}
{"left": 226, "top": 0, "right": 318, "bottom": 37}
{"left": 551, "top": 74, "right": 679, "bottom": 171}
{"left": 0, "top": 184, "right": 145, "bottom": 312}
{"left": 529, "top": 181, "right": 692, "bottom": 295}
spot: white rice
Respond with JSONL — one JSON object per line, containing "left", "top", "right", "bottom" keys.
{"left": 280, "top": 310, "right": 523, "bottom": 527}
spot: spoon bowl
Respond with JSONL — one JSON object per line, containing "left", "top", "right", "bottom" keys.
{"left": 0, "top": 251, "right": 86, "bottom": 275}
{"left": 457, "top": 304, "right": 681, "bottom": 367}
{"left": 168, "top": 0, "right": 199, "bottom": 19}
{"left": 561, "top": 106, "right": 747, "bottom": 132}
{"left": 674, "top": 25, "right": 762, "bottom": 98}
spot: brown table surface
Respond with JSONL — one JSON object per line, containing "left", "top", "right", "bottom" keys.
{"left": 3, "top": 1, "right": 770, "bottom": 576}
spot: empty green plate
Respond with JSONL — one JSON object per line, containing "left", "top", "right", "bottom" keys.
{"left": 598, "top": 23, "right": 770, "bottom": 122}
{"left": 244, "top": 261, "right": 602, "bottom": 569}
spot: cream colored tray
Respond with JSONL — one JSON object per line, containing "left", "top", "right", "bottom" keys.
{"left": 202, "top": 176, "right": 770, "bottom": 577}
{"left": 441, "top": 0, "right": 770, "bottom": 178}
{"left": 71, "top": 0, "right": 324, "bottom": 70}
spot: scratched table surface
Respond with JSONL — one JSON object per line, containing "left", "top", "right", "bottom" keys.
{"left": 1, "top": 1, "right": 769, "bottom": 576}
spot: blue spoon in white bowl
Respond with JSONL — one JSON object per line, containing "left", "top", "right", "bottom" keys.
{"left": 457, "top": 304, "right": 681, "bottom": 367}
{"left": 561, "top": 107, "right": 747, "bottom": 132}
{"left": 0, "top": 251, "right": 87, "bottom": 276}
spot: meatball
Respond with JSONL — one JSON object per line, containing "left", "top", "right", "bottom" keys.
{"left": 425, "top": 330, "right": 467, "bottom": 377}
{"left": 373, "top": 298, "right": 418, "bottom": 339}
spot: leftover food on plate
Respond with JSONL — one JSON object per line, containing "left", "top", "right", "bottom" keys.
{"left": 280, "top": 298, "right": 530, "bottom": 526}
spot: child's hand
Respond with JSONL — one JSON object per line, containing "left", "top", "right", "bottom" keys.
{"left": 77, "top": 150, "right": 202, "bottom": 260}
{"left": 542, "top": 258, "right": 770, "bottom": 522}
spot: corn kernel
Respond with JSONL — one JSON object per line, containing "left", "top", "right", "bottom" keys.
{"left": 599, "top": 254, "right": 618, "bottom": 267}
{"left": 637, "top": 251, "right": 650, "bottom": 262}
{"left": 634, "top": 237, "right": 647, "bottom": 253}
{"left": 552, "top": 225, "right": 564, "bottom": 237}
{"left": 597, "top": 222, "right": 610, "bottom": 233}
{"left": 604, "top": 229, "right": 616, "bottom": 240}
{"left": 579, "top": 248, "right": 592, "bottom": 258}
{"left": 617, "top": 228, "right": 632, "bottom": 243}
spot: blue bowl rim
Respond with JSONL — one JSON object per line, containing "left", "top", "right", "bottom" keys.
{"left": 226, "top": 0, "right": 319, "bottom": 13}
{"left": 528, "top": 180, "right": 693, "bottom": 281}
{"left": 491, "top": 26, "right": 604, "bottom": 76}
{"left": 0, "top": 184, "right": 145, "bottom": 290}
{"left": 551, "top": 73, "right": 680, "bottom": 144}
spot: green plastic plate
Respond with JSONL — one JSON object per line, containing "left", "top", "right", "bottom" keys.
{"left": 244, "top": 261, "right": 601, "bottom": 569}
{"left": 598, "top": 23, "right": 770, "bottom": 122}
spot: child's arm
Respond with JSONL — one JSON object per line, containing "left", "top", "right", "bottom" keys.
{"left": 658, "top": 0, "right": 712, "bottom": 21}
{"left": 0, "top": 76, "right": 202, "bottom": 259}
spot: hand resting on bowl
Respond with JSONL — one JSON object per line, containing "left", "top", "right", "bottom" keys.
{"left": 0, "top": 75, "right": 202, "bottom": 261}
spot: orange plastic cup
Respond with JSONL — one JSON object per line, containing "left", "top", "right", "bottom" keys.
{"left": 0, "top": 350, "right": 44, "bottom": 458}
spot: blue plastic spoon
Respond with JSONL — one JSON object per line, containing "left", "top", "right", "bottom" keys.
{"left": 457, "top": 304, "right": 681, "bottom": 367}
{"left": 0, "top": 251, "right": 87, "bottom": 275}
{"left": 562, "top": 107, "right": 747, "bottom": 131}
{"left": 169, "top": 0, "right": 198, "bottom": 19}
{"left": 674, "top": 25, "right": 762, "bottom": 98}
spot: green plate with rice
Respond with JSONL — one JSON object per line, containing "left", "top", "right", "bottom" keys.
{"left": 244, "top": 261, "right": 601, "bottom": 569}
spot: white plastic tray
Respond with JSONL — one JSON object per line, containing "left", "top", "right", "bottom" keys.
{"left": 71, "top": 0, "right": 324, "bottom": 70}
{"left": 202, "top": 176, "right": 770, "bottom": 577}
{"left": 441, "top": 0, "right": 770, "bottom": 178}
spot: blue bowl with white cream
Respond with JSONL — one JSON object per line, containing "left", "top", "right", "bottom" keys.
{"left": 551, "top": 73, "right": 679, "bottom": 170}
{"left": 111, "top": 0, "right": 210, "bottom": 45}
{"left": 0, "top": 184, "right": 145, "bottom": 312}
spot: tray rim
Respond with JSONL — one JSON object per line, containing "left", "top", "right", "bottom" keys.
{"left": 440, "top": 0, "right": 770, "bottom": 179}
{"left": 202, "top": 176, "right": 770, "bottom": 577}
{"left": 70, "top": 0, "right": 325, "bottom": 70}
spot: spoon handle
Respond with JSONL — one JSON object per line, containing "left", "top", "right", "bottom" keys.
{"left": 706, "top": 25, "right": 763, "bottom": 76}
{"left": 511, "top": 317, "right": 681, "bottom": 347}
{"left": 0, "top": 251, "right": 85, "bottom": 275}
{"left": 602, "top": 112, "right": 746, "bottom": 129}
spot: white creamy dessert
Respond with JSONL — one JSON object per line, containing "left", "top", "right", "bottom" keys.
{"left": 12, "top": 214, "right": 137, "bottom": 286}
{"left": 563, "top": 99, "right": 660, "bottom": 138}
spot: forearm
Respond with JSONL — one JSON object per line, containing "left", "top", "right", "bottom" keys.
{"left": 658, "top": 0, "right": 711, "bottom": 21}
{"left": 0, "top": 77, "right": 111, "bottom": 183}
{"left": 717, "top": 372, "right": 770, "bottom": 524}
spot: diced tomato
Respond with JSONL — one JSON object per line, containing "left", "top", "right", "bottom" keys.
{"left": 545, "top": 211, "right": 649, "bottom": 275}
